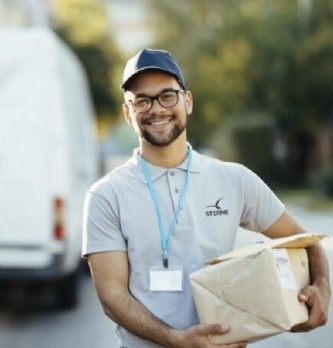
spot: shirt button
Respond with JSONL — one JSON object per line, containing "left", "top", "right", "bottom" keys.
{"left": 175, "top": 188, "right": 179, "bottom": 193}
{"left": 169, "top": 171, "right": 175, "bottom": 176}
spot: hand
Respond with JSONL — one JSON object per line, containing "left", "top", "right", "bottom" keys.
{"left": 291, "top": 282, "right": 330, "bottom": 332}
{"left": 170, "top": 323, "right": 248, "bottom": 348}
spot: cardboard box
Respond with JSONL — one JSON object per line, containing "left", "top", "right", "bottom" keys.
{"left": 190, "top": 233, "right": 325, "bottom": 344}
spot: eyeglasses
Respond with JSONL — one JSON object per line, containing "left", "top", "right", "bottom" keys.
{"left": 128, "top": 89, "right": 186, "bottom": 113}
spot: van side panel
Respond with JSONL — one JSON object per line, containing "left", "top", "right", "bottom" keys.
{"left": 0, "top": 28, "right": 97, "bottom": 280}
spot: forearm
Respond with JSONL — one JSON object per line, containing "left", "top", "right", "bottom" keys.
{"left": 88, "top": 251, "right": 181, "bottom": 347}
{"left": 101, "top": 288, "right": 180, "bottom": 348}
{"left": 88, "top": 253, "right": 247, "bottom": 348}
{"left": 306, "top": 243, "right": 330, "bottom": 294}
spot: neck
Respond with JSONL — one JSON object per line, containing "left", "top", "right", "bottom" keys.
{"left": 140, "top": 136, "right": 188, "bottom": 168}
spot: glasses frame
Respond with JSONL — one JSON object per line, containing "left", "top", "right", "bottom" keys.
{"left": 128, "top": 89, "right": 186, "bottom": 113}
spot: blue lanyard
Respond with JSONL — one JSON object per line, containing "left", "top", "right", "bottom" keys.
{"left": 140, "top": 145, "right": 192, "bottom": 268}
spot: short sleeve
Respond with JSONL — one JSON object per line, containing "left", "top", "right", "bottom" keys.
{"left": 82, "top": 190, "right": 127, "bottom": 257}
{"left": 240, "top": 166, "right": 285, "bottom": 232}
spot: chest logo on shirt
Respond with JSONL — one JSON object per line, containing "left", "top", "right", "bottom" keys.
{"left": 205, "top": 197, "right": 229, "bottom": 217}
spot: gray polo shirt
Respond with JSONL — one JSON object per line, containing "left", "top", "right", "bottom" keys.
{"left": 82, "top": 145, "right": 285, "bottom": 348}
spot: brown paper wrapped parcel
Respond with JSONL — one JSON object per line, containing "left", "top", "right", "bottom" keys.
{"left": 189, "top": 233, "right": 325, "bottom": 344}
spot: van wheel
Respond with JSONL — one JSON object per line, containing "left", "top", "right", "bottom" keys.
{"left": 54, "top": 270, "right": 80, "bottom": 309}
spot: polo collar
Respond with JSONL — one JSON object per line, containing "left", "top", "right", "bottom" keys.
{"left": 129, "top": 144, "right": 201, "bottom": 184}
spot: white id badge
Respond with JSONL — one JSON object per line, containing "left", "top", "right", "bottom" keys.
{"left": 149, "top": 266, "right": 183, "bottom": 292}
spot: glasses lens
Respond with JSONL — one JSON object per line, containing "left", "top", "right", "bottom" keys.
{"left": 158, "top": 91, "right": 178, "bottom": 108}
{"left": 133, "top": 97, "right": 151, "bottom": 112}
{"left": 131, "top": 90, "right": 182, "bottom": 112}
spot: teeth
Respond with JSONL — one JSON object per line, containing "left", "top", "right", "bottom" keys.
{"left": 150, "top": 120, "right": 168, "bottom": 126}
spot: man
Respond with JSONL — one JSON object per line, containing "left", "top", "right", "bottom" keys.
{"left": 82, "top": 49, "right": 330, "bottom": 348}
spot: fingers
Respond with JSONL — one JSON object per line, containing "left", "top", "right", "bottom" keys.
{"left": 196, "top": 323, "right": 230, "bottom": 336}
{"left": 223, "top": 341, "right": 248, "bottom": 348}
{"left": 298, "top": 287, "right": 312, "bottom": 304}
{"left": 199, "top": 324, "right": 247, "bottom": 347}
{"left": 298, "top": 292, "right": 308, "bottom": 303}
{"left": 291, "top": 285, "right": 329, "bottom": 332}
{"left": 179, "top": 324, "right": 247, "bottom": 348}
{"left": 220, "top": 323, "right": 230, "bottom": 333}
{"left": 188, "top": 323, "right": 247, "bottom": 347}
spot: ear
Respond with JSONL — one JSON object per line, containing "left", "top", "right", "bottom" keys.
{"left": 122, "top": 103, "right": 133, "bottom": 125}
{"left": 185, "top": 91, "right": 193, "bottom": 115}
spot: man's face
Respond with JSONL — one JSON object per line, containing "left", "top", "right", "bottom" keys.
{"left": 123, "top": 70, "right": 192, "bottom": 147}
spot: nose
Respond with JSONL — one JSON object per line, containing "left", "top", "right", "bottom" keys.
{"left": 149, "top": 97, "right": 165, "bottom": 113}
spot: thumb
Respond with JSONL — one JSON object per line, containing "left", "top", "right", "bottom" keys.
{"left": 299, "top": 293, "right": 308, "bottom": 303}
{"left": 298, "top": 287, "right": 311, "bottom": 303}
{"left": 220, "top": 323, "right": 230, "bottom": 333}
{"left": 199, "top": 323, "right": 230, "bottom": 336}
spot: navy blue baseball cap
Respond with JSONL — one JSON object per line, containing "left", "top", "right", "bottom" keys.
{"left": 121, "top": 48, "right": 186, "bottom": 90}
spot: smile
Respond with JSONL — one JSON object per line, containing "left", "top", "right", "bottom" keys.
{"left": 146, "top": 117, "right": 173, "bottom": 128}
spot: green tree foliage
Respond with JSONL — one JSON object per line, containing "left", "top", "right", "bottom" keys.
{"left": 51, "top": 0, "right": 123, "bottom": 126}
{"left": 148, "top": 0, "right": 333, "bottom": 147}
{"left": 58, "top": 37, "right": 119, "bottom": 114}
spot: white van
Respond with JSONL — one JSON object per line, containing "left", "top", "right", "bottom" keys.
{"left": 0, "top": 28, "right": 98, "bottom": 308}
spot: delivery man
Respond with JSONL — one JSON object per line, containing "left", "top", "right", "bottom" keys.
{"left": 82, "top": 48, "right": 330, "bottom": 348}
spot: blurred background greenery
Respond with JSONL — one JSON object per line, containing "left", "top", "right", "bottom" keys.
{"left": 1, "top": 0, "right": 333, "bottom": 199}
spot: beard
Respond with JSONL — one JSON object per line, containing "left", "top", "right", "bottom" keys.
{"left": 141, "top": 119, "right": 186, "bottom": 147}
